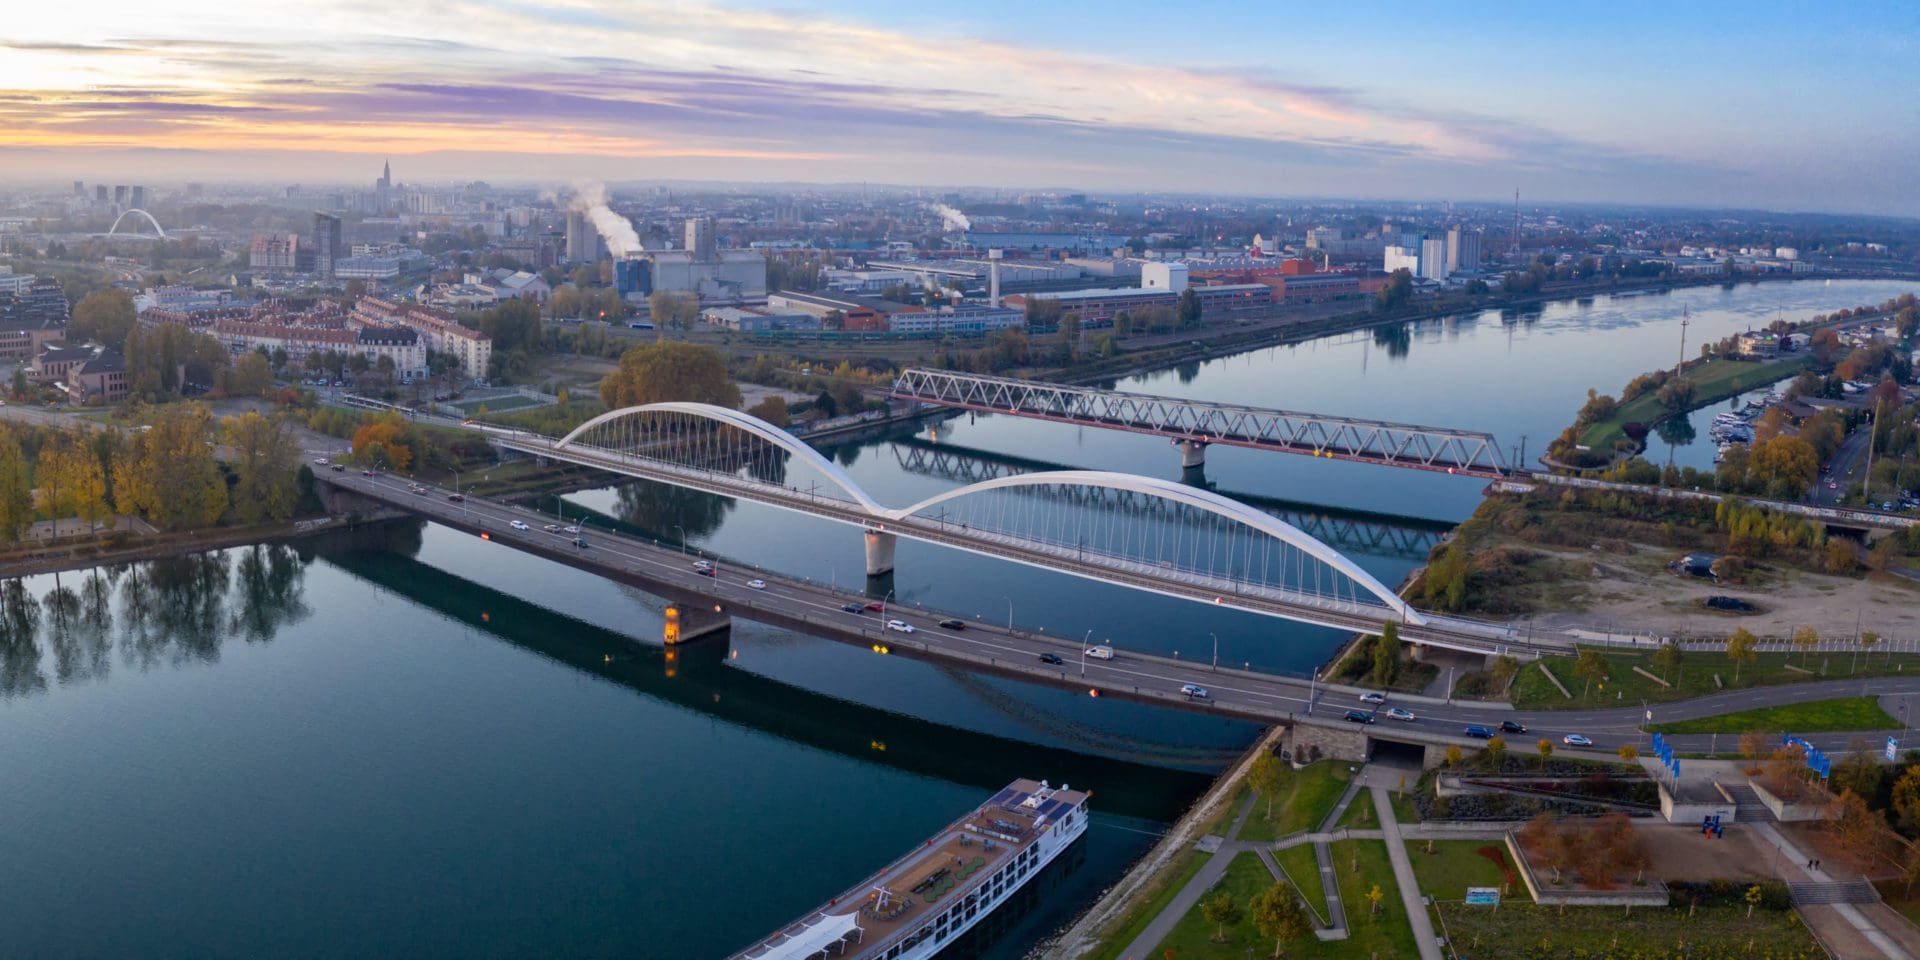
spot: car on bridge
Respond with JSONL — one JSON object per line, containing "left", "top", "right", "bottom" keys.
{"left": 1180, "top": 684, "right": 1210, "bottom": 701}
{"left": 885, "top": 620, "right": 915, "bottom": 634}
{"left": 1464, "top": 725, "right": 1494, "bottom": 739}
{"left": 448, "top": 493, "right": 465, "bottom": 502}
{"left": 747, "top": 579, "right": 766, "bottom": 590}
{"left": 331, "top": 464, "right": 345, "bottom": 472}
{"left": 937, "top": 618, "right": 966, "bottom": 631}
{"left": 1344, "top": 710, "right": 1375, "bottom": 724}
{"left": 1499, "top": 720, "right": 1528, "bottom": 734}
{"left": 564, "top": 525, "right": 581, "bottom": 534}
{"left": 1562, "top": 734, "right": 1593, "bottom": 747}
{"left": 1038, "top": 652, "right": 1064, "bottom": 666}
{"left": 1084, "top": 645, "right": 1114, "bottom": 660}
{"left": 1386, "top": 707, "right": 1416, "bottom": 722}
{"left": 864, "top": 602, "right": 885, "bottom": 612}
{"left": 544, "top": 524, "right": 560, "bottom": 532}
{"left": 693, "top": 560, "right": 712, "bottom": 572}
{"left": 842, "top": 603, "right": 864, "bottom": 613}
{"left": 1357, "top": 692, "right": 1386, "bottom": 705}
{"left": 509, "top": 520, "right": 530, "bottom": 531}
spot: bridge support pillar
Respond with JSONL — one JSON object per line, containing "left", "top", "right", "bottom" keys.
{"left": 664, "top": 602, "right": 731, "bottom": 645}
{"left": 1175, "top": 439, "right": 1209, "bottom": 469}
{"left": 864, "top": 529, "right": 898, "bottom": 577}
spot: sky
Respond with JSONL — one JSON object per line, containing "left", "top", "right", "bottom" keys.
{"left": 3, "top": 0, "right": 1918, "bottom": 213}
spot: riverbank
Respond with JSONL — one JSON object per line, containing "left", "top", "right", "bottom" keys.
{"left": 0, "top": 512, "right": 395, "bottom": 580}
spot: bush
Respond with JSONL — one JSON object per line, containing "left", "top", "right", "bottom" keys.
{"left": 1667, "top": 880, "right": 1791, "bottom": 911}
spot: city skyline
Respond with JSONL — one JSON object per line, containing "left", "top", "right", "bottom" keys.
{"left": 4, "top": 1, "right": 1918, "bottom": 214}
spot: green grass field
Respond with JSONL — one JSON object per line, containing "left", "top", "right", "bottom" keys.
{"left": 1273, "top": 842, "right": 1325, "bottom": 918}
{"left": 1647, "top": 696, "right": 1898, "bottom": 734}
{"left": 1156, "top": 844, "right": 1416, "bottom": 960}
{"left": 1406, "top": 839, "right": 1518, "bottom": 902}
{"left": 1435, "top": 900, "right": 1822, "bottom": 959}
{"left": 1081, "top": 850, "right": 1210, "bottom": 960}
{"left": 1327, "top": 840, "right": 1420, "bottom": 958}
{"left": 1512, "top": 645, "right": 1920, "bottom": 709}
{"left": 1236, "top": 761, "right": 1354, "bottom": 842}
{"left": 1577, "top": 354, "right": 1810, "bottom": 452}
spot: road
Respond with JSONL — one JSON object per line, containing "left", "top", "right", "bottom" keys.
{"left": 1811, "top": 428, "right": 1872, "bottom": 506}
{"left": 317, "top": 468, "right": 1920, "bottom": 759}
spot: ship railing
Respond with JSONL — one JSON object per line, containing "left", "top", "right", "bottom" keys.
{"left": 963, "top": 823, "right": 1023, "bottom": 845}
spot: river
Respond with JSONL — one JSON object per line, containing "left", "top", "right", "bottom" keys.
{"left": 0, "top": 277, "right": 1912, "bottom": 958}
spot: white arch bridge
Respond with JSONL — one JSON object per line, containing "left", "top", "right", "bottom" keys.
{"left": 104, "top": 208, "right": 167, "bottom": 240}
{"left": 473, "top": 403, "right": 1521, "bottom": 653}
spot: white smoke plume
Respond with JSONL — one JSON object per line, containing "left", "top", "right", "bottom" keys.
{"left": 568, "top": 182, "right": 642, "bottom": 257}
{"left": 928, "top": 203, "right": 970, "bottom": 233}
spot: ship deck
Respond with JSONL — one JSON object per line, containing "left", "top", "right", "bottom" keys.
{"left": 733, "top": 779, "right": 1088, "bottom": 960}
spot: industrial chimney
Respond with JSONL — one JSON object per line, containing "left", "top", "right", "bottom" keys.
{"left": 988, "top": 248, "right": 1003, "bottom": 307}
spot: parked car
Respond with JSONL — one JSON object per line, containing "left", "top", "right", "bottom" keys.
{"left": 1038, "top": 652, "right": 1064, "bottom": 665}
{"left": 509, "top": 520, "right": 530, "bottom": 531}
{"left": 1500, "top": 720, "right": 1528, "bottom": 734}
{"left": 1358, "top": 691, "right": 1387, "bottom": 705}
{"left": 1464, "top": 725, "right": 1494, "bottom": 739}
{"left": 1386, "top": 707, "right": 1416, "bottom": 722}
{"left": 884, "top": 619, "right": 915, "bottom": 634}
{"left": 1084, "top": 645, "right": 1115, "bottom": 660}
{"left": 1180, "top": 684, "right": 1210, "bottom": 700}
{"left": 1562, "top": 734, "right": 1594, "bottom": 747}
{"left": 937, "top": 618, "right": 965, "bottom": 630}
{"left": 1704, "top": 595, "right": 1756, "bottom": 612}
{"left": 1344, "top": 710, "right": 1376, "bottom": 724}
{"left": 746, "top": 579, "right": 766, "bottom": 590}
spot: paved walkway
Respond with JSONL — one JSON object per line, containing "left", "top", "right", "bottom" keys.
{"left": 1372, "top": 785, "right": 1444, "bottom": 960}
{"left": 1754, "top": 822, "right": 1906, "bottom": 960}
{"left": 1117, "top": 792, "right": 1261, "bottom": 960}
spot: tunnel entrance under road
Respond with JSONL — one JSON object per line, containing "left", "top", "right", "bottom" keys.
{"left": 1367, "top": 737, "right": 1426, "bottom": 768}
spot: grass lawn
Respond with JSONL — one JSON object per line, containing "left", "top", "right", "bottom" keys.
{"left": 1406, "top": 839, "right": 1519, "bottom": 902}
{"left": 1336, "top": 792, "right": 1379, "bottom": 830}
{"left": 1272, "top": 843, "right": 1325, "bottom": 920}
{"left": 1876, "top": 880, "right": 1920, "bottom": 930}
{"left": 1327, "top": 840, "right": 1419, "bottom": 958}
{"left": 1577, "top": 354, "right": 1810, "bottom": 451}
{"left": 1236, "top": 761, "right": 1354, "bottom": 842}
{"left": 1646, "top": 696, "right": 1898, "bottom": 734}
{"left": 1512, "top": 645, "right": 1920, "bottom": 710}
{"left": 1082, "top": 850, "right": 1211, "bottom": 960}
{"left": 1157, "top": 845, "right": 1415, "bottom": 960}
{"left": 1435, "top": 901, "right": 1821, "bottom": 959}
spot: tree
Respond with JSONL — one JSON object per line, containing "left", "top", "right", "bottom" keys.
{"left": 1536, "top": 738, "right": 1554, "bottom": 765}
{"left": 1618, "top": 744, "right": 1638, "bottom": 762}
{"left": 1444, "top": 745, "right": 1463, "bottom": 767}
{"left": 1376, "top": 268, "right": 1413, "bottom": 310}
{"left": 1892, "top": 765, "right": 1920, "bottom": 835}
{"left": 1366, "top": 884, "right": 1384, "bottom": 917}
{"left": 114, "top": 403, "right": 227, "bottom": 529}
{"left": 1726, "top": 628, "right": 1759, "bottom": 683}
{"left": 1861, "top": 631, "right": 1882, "bottom": 672}
{"left": 228, "top": 351, "right": 274, "bottom": 397}
{"left": 1485, "top": 736, "right": 1507, "bottom": 765}
{"left": 1488, "top": 654, "right": 1520, "bottom": 691}
{"left": 1247, "top": 751, "right": 1285, "bottom": 820}
{"left": 71, "top": 289, "right": 137, "bottom": 348}
{"left": 477, "top": 297, "right": 544, "bottom": 352}
{"left": 0, "top": 427, "right": 34, "bottom": 541}
{"left": 1249, "top": 881, "right": 1310, "bottom": 958}
{"left": 1792, "top": 625, "right": 1820, "bottom": 667}
{"left": 352, "top": 416, "right": 414, "bottom": 473}
{"left": 1370, "top": 620, "right": 1400, "bottom": 688}
{"left": 1745, "top": 884, "right": 1763, "bottom": 919}
{"left": 600, "top": 341, "right": 741, "bottom": 409}
{"left": 647, "top": 290, "right": 700, "bottom": 333}
{"left": 222, "top": 412, "right": 300, "bottom": 523}
{"left": 39, "top": 429, "right": 109, "bottom": 533}
{"left": 1176, "top": 287, "right": 1202, "bottom": 328}
{"left": 1201, "top": 890, "right": 1242, "bottom": 943}
{"left": 1572, "top": 648, "right": 1607, "bottom": 699}
{"left": 1652, "top": 640, "right": 1683, "bottom": 684}
{"left": 746, "top": 395, "right": 790, "bottom": 428}
{"left": 1749, "top": 435, "right": 1819, "bottom": 498}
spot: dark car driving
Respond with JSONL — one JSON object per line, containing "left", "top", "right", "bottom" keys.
{"left": 1344, "top": 709, "right": 1376, "bottom": 724}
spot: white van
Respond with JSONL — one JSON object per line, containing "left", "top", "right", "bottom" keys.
{"left": 1084, "top": 645, "right": 1114, "bottom": 660}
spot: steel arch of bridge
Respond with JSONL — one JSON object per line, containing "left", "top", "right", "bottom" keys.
{"left": 890, "top": 367, "right": 1510, "bottom": 478}
{"left": 550, "top": 402, "right": 1422, "bottom": 624}
{"left": 106, "top": 208, "right": 166, "bottom": 239}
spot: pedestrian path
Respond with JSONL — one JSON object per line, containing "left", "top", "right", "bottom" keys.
{"left": 1116, "top": 792, "right": 1258, "bottom": 960}
{"left": 1754, "top": 822, "right": 1907, "bottom": 960}
{"left": 1372, "top": 785, "right": 1444, "bottom": 960}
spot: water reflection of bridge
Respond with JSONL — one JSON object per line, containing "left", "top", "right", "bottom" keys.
{"left": 889, "top": 438, "right": 1451, "bottom": 562}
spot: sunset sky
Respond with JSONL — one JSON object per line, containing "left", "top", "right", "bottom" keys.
{"left": 5, "top": 0, "right": 1917, "bottom": 211}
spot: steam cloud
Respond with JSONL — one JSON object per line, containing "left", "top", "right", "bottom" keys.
{"left": 569, "top": 182, "right": 642, "bottom": 257}
{"left": 929, "top": 203, "right": 971, "bottom": 233}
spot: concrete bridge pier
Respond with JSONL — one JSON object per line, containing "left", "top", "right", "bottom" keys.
{"left": 1175, "top": 439, "right": 1209, "bottom": 469}
{"left": 864, "top": 528, "right": 898, "bottom": 576}
{"left": 663, "top": 602, "right": 731, "bottom": 645}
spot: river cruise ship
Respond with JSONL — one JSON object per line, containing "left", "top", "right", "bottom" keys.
{"left": 728, "top": 779, "right": 1090, "bottom": 960}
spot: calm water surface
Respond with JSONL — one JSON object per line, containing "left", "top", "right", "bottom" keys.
{"left": 1, "top": 278, "right": 1913, "bottom": 958}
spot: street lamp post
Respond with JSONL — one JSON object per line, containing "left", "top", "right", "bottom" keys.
{"left": 877, "top": 589, "right": 894, "bottom": 630}
{"left": 1081, "top": 629, "right": 1093, "bottom": 677}
{"left": 1002, "top": 596, "right": 1014, "bottom": 632}
{"left": 1210, "top": 632, "right": 1219, "bottom": 671}
{"left": 673, "top": 524, "right": 688, "bottom": 557}
{"left": 1308, "top": 667, "right": 1318, "bottom": 716}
